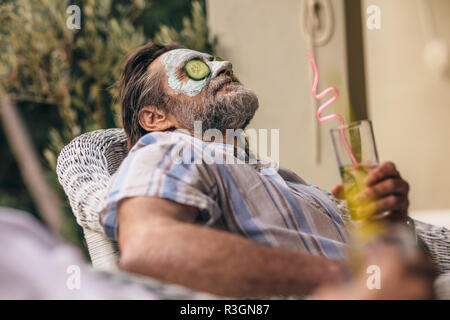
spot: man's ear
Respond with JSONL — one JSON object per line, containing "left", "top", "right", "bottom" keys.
{"left": 138, "top": 106, "right": 178, "bottom": 132}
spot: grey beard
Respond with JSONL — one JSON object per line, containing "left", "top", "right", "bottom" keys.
{"left": 169, "top": 82, "right": 259, "bottom": 133}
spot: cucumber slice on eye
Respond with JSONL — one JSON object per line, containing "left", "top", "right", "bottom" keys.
{"left": 184, "top": 59, "right": 211, "bottom": 80}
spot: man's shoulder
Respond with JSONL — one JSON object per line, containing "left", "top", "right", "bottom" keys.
{"left": 277, "top": 167, "right": 307, "bottom": 184}
{"left": 120, "top": 130, "right": 205, "bottom": 171}
{"left": 132, "top": 130, "right": 196, "bottom": 150}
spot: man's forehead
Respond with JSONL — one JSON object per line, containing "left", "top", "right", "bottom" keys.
{"left": 160, "top": 48, "right": 213, "bottom": 65}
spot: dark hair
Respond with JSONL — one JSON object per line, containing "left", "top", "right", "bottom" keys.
{"left": 118, "top": 43, "right": 185, "bottom": 149}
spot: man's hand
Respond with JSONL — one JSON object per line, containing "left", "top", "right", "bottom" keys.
{"left": 313, "top": 242, "right": 436, "bottom": 300}
{"left": 332, "top": 162, "right": 410, "bottom": 222}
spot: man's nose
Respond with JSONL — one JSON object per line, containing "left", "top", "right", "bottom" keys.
{"left": 211, "top": 61, "right": 233, "bottom": 78}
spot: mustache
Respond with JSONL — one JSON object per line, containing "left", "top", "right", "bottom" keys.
{"left": 208, "top": 74, "right": 241, "bottom": 95}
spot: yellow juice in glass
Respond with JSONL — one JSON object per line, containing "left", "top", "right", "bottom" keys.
{"left": 340, "top": 163, "right": 387, "bottom": 272}
{"left": 339, "top": 164, "right": 377, "bottom": 221}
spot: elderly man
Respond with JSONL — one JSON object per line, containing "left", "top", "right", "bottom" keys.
{"left": 98, "top": 43, "right": 418, "bottom": 298}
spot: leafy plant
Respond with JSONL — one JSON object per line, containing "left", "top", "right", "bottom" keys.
{"left": 0, "top": 0, "right": 214, "bottom": 244}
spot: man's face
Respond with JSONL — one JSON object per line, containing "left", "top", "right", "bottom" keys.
{"left": 161, "top": 48, "right": 231, "bottom": 97}
{"left": 153, "top": 48, "right": 259, "bottom": 133}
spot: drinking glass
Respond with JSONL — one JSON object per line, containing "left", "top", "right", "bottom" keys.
{"left": 330, "top": 120, "right": 380, "bottom": 221}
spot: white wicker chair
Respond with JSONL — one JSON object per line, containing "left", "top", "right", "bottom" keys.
{"left": 57, "top": 129, "right": 450, "bottom": 277}
{"left": 57, "top": 128, "right": 127, "bottom": 271}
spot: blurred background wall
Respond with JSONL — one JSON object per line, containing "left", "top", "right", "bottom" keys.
{"left": 362, "top": 0, "right": 450, "bottom": 212}
{"left": 207, "top": 0, "right": 450, "bottom": 219}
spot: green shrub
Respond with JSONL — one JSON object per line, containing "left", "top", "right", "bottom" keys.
{"left": 0, "top": 0, "right": 214, "bottom": 245}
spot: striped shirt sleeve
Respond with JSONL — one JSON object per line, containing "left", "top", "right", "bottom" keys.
{"left": 98, "top": 132, "right": 218, "bottom": 240}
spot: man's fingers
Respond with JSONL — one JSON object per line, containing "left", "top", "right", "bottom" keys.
{"left": 331, "top": 185, "right": 345, "bottom": 199}
{"left": 354, "top": 194, "right": 409, "bottom": 221}
{"left": 373, "top": 195, "right": 407, "bottom": 214}
{"left": 364, "top": 162, "right": 400, "bottom": 186}
{"left": 356, "top": 178, "right": 409, "bottom": 203}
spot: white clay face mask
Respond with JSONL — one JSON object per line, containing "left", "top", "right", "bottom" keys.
{"left": 161, "top": 49, "right": 232, "bottom": 97}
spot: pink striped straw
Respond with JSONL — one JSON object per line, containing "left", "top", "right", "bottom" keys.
{"left": 307, "top": 51, "right": 359, "bottom": 168}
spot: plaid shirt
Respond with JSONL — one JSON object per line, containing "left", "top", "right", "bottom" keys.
{"left": 98, "top": 130, "right": 349, "bottom": 260}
